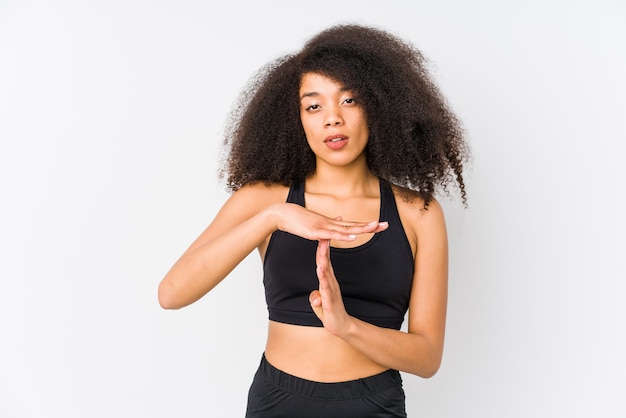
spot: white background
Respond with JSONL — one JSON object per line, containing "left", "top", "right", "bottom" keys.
{"left": 1, "top": 0, "right": 625, "bottom": 417}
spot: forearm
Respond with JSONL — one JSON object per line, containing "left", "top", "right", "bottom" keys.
{"left": 158, "top": 209, "right": 275, "bottom": 309}
{"left": 340, "top": 318, "right": 444, "bottom": 378}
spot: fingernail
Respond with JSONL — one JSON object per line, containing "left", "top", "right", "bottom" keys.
{"left": 367, "top": 221, "right": 378, "bottom": 226}
{"left": 379, "top": 221, "right": 388, "bottom": 226}
{"left": 348, "top": 234, "right": 357, "bottom": 239}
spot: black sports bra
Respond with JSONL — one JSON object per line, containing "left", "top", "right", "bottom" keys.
{"left": 263, "top": 179, "right": 414, "bottom": 330}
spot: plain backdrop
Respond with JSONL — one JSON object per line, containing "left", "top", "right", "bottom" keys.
{"left": 1, "top": 0, "right": 625, "bottom": 417}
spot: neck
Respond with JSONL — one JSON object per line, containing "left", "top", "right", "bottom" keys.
{"left": 306, "top": 159, "right": 378, "bottom": 197}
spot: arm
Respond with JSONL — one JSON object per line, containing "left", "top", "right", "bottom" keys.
{"left": 157, "top": 184, "right": 279, "bottom": 309}
{"left": 158, "top": 184, "right": 388, "bottom": 310}
{"left": 309, "top": 199, "right": 448, "bottom": 377}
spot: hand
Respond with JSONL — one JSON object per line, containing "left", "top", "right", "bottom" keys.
{"left": 309, "top": 239, "right": 351, "bottom": 337}
{"left": 271, "top": 203, "right": 388, "bottom": 242}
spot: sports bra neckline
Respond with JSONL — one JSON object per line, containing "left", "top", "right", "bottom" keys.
{"left": 296, "top": 178, "right": 387, "bottom": 252}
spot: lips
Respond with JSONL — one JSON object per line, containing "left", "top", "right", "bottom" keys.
{"left": 324, "top": 134, "right": 348, "bottom": 150}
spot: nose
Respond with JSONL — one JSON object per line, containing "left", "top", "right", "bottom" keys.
{"left": 324, "top": 106, "right": 344, "bottom": 127}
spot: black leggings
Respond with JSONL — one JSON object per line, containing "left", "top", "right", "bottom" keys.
{"left": 245, "top": 355, "right": 407, "bottom": 417}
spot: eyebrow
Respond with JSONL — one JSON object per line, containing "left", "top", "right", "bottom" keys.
{"left": 299, "top": 86, "right": 352, "bottom": 101}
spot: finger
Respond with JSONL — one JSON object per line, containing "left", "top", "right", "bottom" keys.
{"left": 316, "top": 260, "right": 329, "bottom": 287}
{"left": 316, "top": 241, "right": 338, "bottom": 294}
{"left": 326, "top": 231, "right": 358, "bottom": 241}
{"left": 317, "top": 239, "right": 331, "bottom": 262}
{"left": 373, "top": 221, "right": 389, "bottom": 232}
{"left": 320, "top": 238, "right": 330, "bottom": 253}
{"left": 331, "top": 220, "right": 387, "bottom": 233}
{"left": 322, "top": 221, "right": 388, "bottom": 241}
{"left": 316, "top": 239, "right": 330, "bottom": 275}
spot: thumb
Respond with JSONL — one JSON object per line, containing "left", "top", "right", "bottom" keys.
{"left": 309, "top": 290, "right": 323, "bottom": 319}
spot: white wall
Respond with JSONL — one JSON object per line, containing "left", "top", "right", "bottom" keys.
{"left": 1, "top": 1, "right": 624, "bottom": 416}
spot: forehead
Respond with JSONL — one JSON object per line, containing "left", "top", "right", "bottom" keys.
{"left": 299, "top": 73, "right": 349, "bottom": 96}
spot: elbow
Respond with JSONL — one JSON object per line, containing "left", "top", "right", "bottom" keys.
{"left": 410, "top": 346, "right": 443, "bottom": 378}
{"left": 419, "top": 351, "right": 444, "bottom": 378}
{"left": 417, "top": 360, "right": 441, "bottom": 379}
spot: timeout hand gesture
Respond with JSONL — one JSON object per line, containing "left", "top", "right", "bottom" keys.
{"left": 274, "top": 203, "right": 387, "bottom": 242}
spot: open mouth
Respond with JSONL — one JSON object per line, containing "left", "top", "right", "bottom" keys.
{"left": 324, "top": 135, "right": 348, "bottom": 150}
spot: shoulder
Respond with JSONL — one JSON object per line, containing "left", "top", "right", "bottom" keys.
{"left": 390, "top": 184, "right": 447, "bottom": 253}
{"left": 233, "top": 182, "right": 290, "bottom": 203}
{"left": 187, "top": 182, "right": 290, "bottom": 253}
{"left": 178, "top": 182, "right": 291, "bottom": 255}
{"left": 222, "top": 182, "right": 291, "bottom": 215}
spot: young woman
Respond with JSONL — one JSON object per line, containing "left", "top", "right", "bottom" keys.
{"left": 159, "top": 24, "right": 468, "bottom": 417}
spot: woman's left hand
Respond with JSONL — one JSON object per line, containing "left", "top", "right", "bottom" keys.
{"left": 309, "top": 239, "right": 352, "bottom": 337}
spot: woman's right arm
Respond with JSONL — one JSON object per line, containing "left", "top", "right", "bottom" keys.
{"left": 158, "top": 183, "right": 388, "bottom": 309}
{"left": 158, "top": 184, "right": 283, "bottom": 309}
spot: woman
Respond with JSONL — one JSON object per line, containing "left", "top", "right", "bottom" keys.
{"left": 159, "top": 24, "right": 468, "bottom": 417}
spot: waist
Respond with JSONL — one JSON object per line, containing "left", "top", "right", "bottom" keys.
{"left": 254, "top": 354, "right": 402, "bottom": 399}
{"left": 264, "top": 320, "right": 388, "bottom": 382}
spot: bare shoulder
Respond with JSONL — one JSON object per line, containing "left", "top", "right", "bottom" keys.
{"left": 215, "top": 182, "right": 290, "bottom": 225}
{"left": 228, "top": 182, "right": 290, "bottom": 208}
{"left": 391, "top": 185, "right": 447, "bottom": 253}
{"left": 185, "top": 182, "right": 289, "bottom": 253}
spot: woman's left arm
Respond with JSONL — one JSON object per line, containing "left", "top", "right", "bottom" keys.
{"left": 309, "top": 199, "right": 448, "bottom": 378}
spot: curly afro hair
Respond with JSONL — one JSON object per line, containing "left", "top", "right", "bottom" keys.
{"left": 221, "top": 24, "right": 469, "bottom": 206}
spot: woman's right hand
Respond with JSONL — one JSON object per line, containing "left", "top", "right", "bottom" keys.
{"left": 267, "top": 203, "right": 388, "bottom": 242}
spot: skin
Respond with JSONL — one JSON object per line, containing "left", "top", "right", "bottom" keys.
{"left": 158, "top": 73, "right": 449, "bottom": 381}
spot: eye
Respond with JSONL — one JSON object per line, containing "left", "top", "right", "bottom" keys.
{"left": 305, "top": 104, "right": 320, "bottom": 111}
{"left": 343, "top": 97, "right": 357, "bottom": 105}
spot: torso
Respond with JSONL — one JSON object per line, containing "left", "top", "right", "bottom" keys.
{"left": 265, "top": 321, "right": 386, "bottom": 382}
{"left": 256, "top": 178, "right": 419, "bottom": 382}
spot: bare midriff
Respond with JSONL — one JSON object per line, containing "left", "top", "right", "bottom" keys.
{"left": 264, "top": 320, "right": 388, "bottom": 382}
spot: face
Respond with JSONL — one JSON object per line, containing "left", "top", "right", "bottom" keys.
{"left": 299, "top": 73, "right": 369, "bottom": 169}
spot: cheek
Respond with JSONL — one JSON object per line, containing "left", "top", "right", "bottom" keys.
{"left": 357, "top": 121, "right": 370, "bottom": 140}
